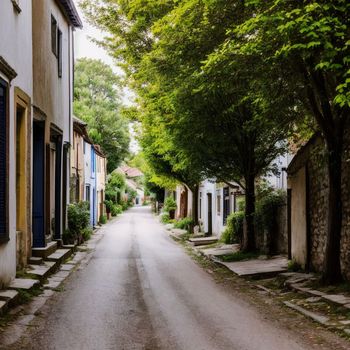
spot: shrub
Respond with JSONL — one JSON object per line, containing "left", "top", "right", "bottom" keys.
{"left": 121, "top": 200, "right": 129, "bottom": 211}
{"left": 99, "top": 215, "right": 107, "bottom": 224}
{"left": 174, "top": 217, "right": 193, "bottom": 230}
{"left": 161, "top": 212, "right": 170, "bottom": 224}
{"left": 104, "top": 200, "right": 114, "bottom": 214}
{"left": 221, "top": 211, "right": 244, "bottom": 244}
{"left": 111, "top": 204, "right": 123, "bottom": 216}
{"left": 164, "top": 197, "right": 177, "bottom": 212}
{"left": 64, "top": 202, "right": 91, "bottom": 244}
{"left": 255, "top": 190, "right": 286, "bottom": 233}
{"left": 288, "top": 260, "right": 302, "bottom": 272}
{"left": 82, "top": 227, "right": 93, "bottom": 241}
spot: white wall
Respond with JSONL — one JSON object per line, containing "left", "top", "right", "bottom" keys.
{"left": 0, "top": 0, "right": 33, "bottom": 286}
{"left": 265, "top": 153, "right": 293, "bottom": 190}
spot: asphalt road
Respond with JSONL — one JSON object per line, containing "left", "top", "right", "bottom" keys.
{"left": 10, "top": 206, "right": 312, "bottom": 350}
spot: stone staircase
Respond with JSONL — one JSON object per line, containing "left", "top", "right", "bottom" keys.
{"left": 0, "top": 242, "right": 76, "bottom": 315}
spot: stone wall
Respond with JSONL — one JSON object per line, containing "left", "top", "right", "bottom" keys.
{"left": 340, "top": 126, "right": 350, "bottom": 279}
{"left": 293, "top": 127, "right": 350, "bottom": 279}
{"left": 306, "top": 140, "right": 329, "bottom": 272}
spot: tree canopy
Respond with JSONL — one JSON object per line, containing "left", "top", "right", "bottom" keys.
{"left": 74, "top": 58, "right": 130, "bottom": 173}
{"left": 82, "top": 0, "right": 350, "bottom": 281}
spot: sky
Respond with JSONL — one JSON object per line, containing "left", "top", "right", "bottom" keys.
{"left": 74, "top": 2, "right": 139, "bottom": 153}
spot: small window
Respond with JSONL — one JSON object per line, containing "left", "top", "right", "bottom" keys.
{"left": 57, "top": 28, "right": 62, "bottom": 78}
{"left": 51, "top": 15, "right": 58, "bottom": 56}
{"left": 217, "top": 195, "right": 221, "bottom": 216}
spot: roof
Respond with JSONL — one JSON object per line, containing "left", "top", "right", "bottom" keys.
{"left": 118, "top": 165, "right": 144, "bottom": 178}
{"left": 93, "top": 144, "right": 106, "bottom": 158}
{"left": 56, "top": 0, "right": 83, "bottom": 28}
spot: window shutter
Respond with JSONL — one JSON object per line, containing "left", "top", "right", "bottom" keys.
{"left": 0, "top": 79, "right": 8, "bottom": 241}
{"left": 58, "top": 28, "right": 62, "bottom": 78}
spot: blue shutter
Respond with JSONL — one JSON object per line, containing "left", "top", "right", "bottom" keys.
{"left": 0, "top": 79, "right": 8, "bottom": 241}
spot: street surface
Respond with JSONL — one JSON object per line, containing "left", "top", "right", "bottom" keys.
{"left": 5, "top": 207, "right": 332, "bottom": 349}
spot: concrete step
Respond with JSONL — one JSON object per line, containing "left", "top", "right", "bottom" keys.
{"left": 28, "top": 261, "right": 57, "bottom": 282}
{"left": 8, "top": 278, "right": 40, "bottom": 291}
{"left": 62, "top": 244, "right": 76, "bottom": 253}
{"left": 0, "top": 300, "right": 6, "bottom": 315}
{"left": 46, "top": 248, "right": 72, "bottom": 264}
{"left": 0, "top": 290, "right": 19, "bottom": 308}
{"left": 28, "top": 257, "right": 43, "bottom": 265}
{"left": 189, "top": 236, "right": 219, "bottom": 246}
{"left": 32, "top": 241, "right": 58, "bottom": 259}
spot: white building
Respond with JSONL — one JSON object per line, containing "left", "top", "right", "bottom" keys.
{"left": 0, "top": 0, "right": 33, "bottom": 287}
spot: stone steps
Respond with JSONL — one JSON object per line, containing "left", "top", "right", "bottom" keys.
{"left": 0, "top": 290, "right": 19, "bottom": 311}
{"left": 27, "top": 261, "right": 57, "bottom": 283}
{"left": 189, "top": 236, "right": 219, "bottom": 246}
{"left": 32, "top": 241, "right": 58, "bottom": 259}
{"left": 8, "top": 278, "right": 40, "bottom": 291}
{"left": 46, "top": 248, "right": 72, "bottom": 264}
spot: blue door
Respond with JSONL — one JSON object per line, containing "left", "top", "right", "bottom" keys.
{"left": 32, "top": 122, "right": 45, "bottom": 247}
{"left": 54, "top": 135, "right": 62, "bottom": 240}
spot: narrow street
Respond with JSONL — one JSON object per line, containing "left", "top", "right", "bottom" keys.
{"left": 4, "top": 206, "right": 325, "bottom": 350}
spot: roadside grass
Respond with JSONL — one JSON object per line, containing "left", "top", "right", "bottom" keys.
{"left": 16, "top": 286, "right": 43, "bottom": 304}
{"left": 170, "top": 231, "right": 350, "bottom": 346}
{"left": 218, "top": 251, "right": 261, "bottom": 262}
{"left": 16, "top": 270, "right": 38, "bottom": 280}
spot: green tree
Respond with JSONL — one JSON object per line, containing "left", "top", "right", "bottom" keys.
{"left": 74, "top": 58, "right": 130, "bottom": 172}
{"left": 227, "top": 0, "right": 350, "bottom": 282}
{"left": 80, "top": 0, "right": 298, "bottom": 249}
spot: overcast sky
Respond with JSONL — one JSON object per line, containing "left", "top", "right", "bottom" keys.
{"left": 74, "top": 2, "right": 139, "bottom": 153}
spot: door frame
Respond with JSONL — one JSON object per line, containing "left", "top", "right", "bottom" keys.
{"left": 14, "top": 87, "right": 31, "bottom": 265}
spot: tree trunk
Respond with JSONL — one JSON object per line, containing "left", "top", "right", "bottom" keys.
{"left": 322, "top": 141, "right": 343, "bottom": 284}
{"left": 243, "top": 174, "right": 256, "bottom": 252}
{"left": 189, "top": 184, "right": 199, "bottom": 232}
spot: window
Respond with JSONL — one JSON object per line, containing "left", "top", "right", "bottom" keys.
{"left": 57, "top": 29, "right": 62, "bottom": 78}
{"left": 0, "top": 79, "right": 8, "bottom": 243}
{"left": 85, "top": 185, "right": 90, "bottom": 204}
{"left": 51, "top": 15, "right": 58, "bottom": 57}
{"left": 217, "top": 195, "right": 221, "bottom": 216}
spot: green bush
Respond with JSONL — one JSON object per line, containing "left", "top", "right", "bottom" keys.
{"left": 164, "top": 197, "right": 177, "bottom": 212}
{"left": 64, "top": 201, "right": 91, "bottom": 244}
{"left": 288, "top": 259, "right": 302, "bottom": 272}
{"left": 174, "top": 217, "right": 193, "bottom": 230}
{"left": 111, "top": 204, "right": 123, "bottom": 216}
{"left": 161, "top": 212, "right": 170, "bottom": 223}
{"left": 99, "top": 215, "right": 107, "bottom": 224}
{"left": 82, "top": 227, "right": 93, "bottom": 241}
{"left": 221, "top": 211, "right": 244, "bottom": 244}
{"left": 255, "top": 190, "right": 286, "bottom": 232}
{"left": 121, "top": 200, "right": 129, "bottom": 211}
{"left": 104, "top": 200, "right": 114, "bottom": 214}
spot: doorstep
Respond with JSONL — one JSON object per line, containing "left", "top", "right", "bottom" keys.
{"left": 27, "top": 261, "right": 57, "bottom": 283}
{"left": 46, "top": 248, "right": 73, "bottom": 264}
{"left": 215, "top": 256, "right": 288, "bottom": 278}
{"left": 189, "top": 236, "right": 219, "bottom": 246}
{"left": 32, "top": 241, "right": 58, "bottom": 259}
{"left": 8, "top": 278, "right": 40, "bottom": 291}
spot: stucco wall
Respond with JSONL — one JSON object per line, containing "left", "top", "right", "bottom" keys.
{"left": 0, "top": 0, "right": 33, "bottom": 286}
{"left": 32, "top": 0, "right": 73, "bottom": 143}
{"left": 288, "top": 166, "right": 307, "bottom": 267}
